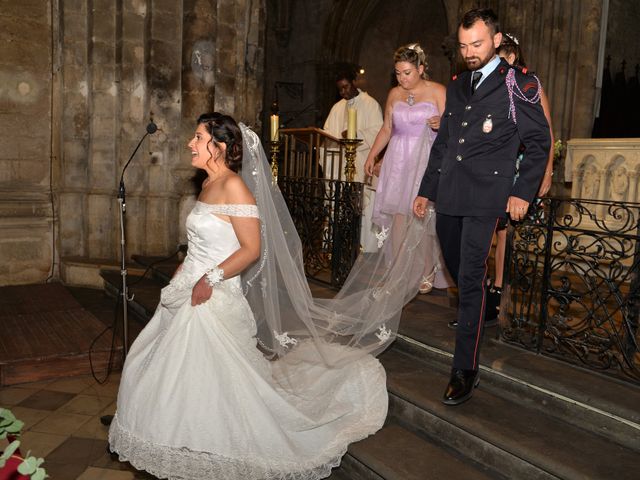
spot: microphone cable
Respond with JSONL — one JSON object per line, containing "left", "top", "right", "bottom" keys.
{"left": 88, "top": 245, "right": 184, "bottom": 384}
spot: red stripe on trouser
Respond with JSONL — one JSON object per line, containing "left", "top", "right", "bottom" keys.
{"left": 471, "top": 218, "right": 500, "bottom": 370}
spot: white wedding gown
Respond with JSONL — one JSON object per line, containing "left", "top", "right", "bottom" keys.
{"left": 109, "top": 202, "right": 388, "bottom": 480}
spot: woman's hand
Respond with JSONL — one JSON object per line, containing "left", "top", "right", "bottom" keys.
{"left": 426, "top": 115, "right": 441, "bottom": 131}
{"left": 364, "top": 156, "right": 375, "bottom": 177}
{"left": 191, "top": 275, "right": 213, "bottom": 306}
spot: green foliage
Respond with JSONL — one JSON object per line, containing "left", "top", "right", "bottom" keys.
{"left": 0, "top": 408, "right": 25, "bottom": 439}
{"left": 0, "top": 408, "right": 49, "bottom": 479}
{"left": 0, "top": 439, "right": 21, "bottom": 467}
{"left": 18, "top": 456, "right": 48, "bottom": 479}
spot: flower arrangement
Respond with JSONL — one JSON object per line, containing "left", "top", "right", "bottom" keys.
{"left": 0, "top": 408, "right": 48, "bottom": 480}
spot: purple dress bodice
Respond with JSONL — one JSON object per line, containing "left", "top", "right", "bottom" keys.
{"left": 391, "top": 101, "right": 439, "bottom": 138}
{"left": 373, "top": 101, "right": 439, "bottom": 225}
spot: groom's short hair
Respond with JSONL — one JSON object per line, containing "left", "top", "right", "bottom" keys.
{"left": 460, "top": 8, "right": 500, "bottom": 36}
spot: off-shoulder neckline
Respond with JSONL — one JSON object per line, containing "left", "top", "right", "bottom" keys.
{"left": 196, "top": 201, "right": 258, "bottom": 207}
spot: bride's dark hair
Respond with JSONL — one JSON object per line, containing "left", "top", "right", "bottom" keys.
{"left": 197, "top": 112, "right": 243, "bottom": 172}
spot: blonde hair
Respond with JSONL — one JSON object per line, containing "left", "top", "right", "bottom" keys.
{"left": 394, "top": 43, "right": 429, "bottom": 80}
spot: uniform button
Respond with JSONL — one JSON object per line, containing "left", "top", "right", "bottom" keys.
{"left": 437, "top": 168, "right": 441, "bottom": 173}
{"left": 461, "top": 121, "right": 468, "bottom": 127}
{"left": 465, "top": 105, "right": 472, "bottom": 111}
{"left": 494, "top": 171, "right": 499, "bottom": 175}
{"left": 456, "top": 155, "right": 463, "bottom": 161}
{"left": 459, "top": 138, "right": 465, "bottom": 144}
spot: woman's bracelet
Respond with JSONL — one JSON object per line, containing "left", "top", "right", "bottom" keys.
{"left": 205, "top": 266, "right": 224, "bottom": 287}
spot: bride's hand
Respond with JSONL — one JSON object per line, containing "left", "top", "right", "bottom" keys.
{"left": 191, "top": 275, "right": 213, "bottom": 306}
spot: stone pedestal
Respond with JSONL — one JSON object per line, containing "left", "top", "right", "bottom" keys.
{"left": 566, "top": 138, "right": 640, "bottom": 204}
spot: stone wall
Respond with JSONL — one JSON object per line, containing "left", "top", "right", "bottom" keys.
{"left": 264, "top": 0, "right": 605, "bottom": 143}
{"left": 0, "top": 1, "right": 54, "bottom": 285}
{"left": 0, "top": 0, "right": 265, "bottom": 286}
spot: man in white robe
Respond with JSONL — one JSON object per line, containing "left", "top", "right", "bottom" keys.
{"left": 323, "top": 70, "right": 383, "bottom": 252}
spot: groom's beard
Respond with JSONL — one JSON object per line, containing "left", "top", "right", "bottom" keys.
{"left": 464, "top": 49, "right": 495, "bottom": 70}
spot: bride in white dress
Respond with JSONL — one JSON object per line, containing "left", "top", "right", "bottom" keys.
{"left": 109, "top": 113, "right": 388, "bottom": 479}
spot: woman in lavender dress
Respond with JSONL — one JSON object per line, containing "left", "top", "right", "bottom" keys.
{"left": 364, "top": 43, "right": 451, "bottom": 293}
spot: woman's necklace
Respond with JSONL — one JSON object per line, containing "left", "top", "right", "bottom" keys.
{"left": 407, "top": 92, "right": 415, "bottom": 106}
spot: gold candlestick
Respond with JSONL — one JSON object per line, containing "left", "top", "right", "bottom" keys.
{"left": 340, "top": 138, "right": 362, "bottom": 182}
{"left": 269, "top": 140, "right": 280, "bottom": 183}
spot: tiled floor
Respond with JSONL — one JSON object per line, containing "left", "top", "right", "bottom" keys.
{"left": 2, "top": 287, "right": 155, "bottom": 479}
{"left": 1, "top": 372, "right": 156, "bottom": 479}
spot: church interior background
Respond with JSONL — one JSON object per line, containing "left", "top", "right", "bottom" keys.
{"left": 1, "top": 0, "right": 639, "bottom": 478}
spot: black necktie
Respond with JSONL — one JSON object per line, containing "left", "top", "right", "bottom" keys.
{"left": 471, "top": 71, "right": 483, "bottom": 95}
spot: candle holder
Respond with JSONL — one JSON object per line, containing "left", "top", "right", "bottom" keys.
{"left": 340, "top": 138, "right": 362, "bottom": 182}
{"left": 269, "top": 140, "right": 280, "bottom": 182}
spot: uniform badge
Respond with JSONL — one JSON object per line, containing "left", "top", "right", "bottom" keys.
{"left": 482, "top": 116, "right": 493, "bottom": 133}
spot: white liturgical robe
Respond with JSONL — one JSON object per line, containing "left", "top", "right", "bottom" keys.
{"left": 323, "top": 89, "right": 383, "bottom": 252}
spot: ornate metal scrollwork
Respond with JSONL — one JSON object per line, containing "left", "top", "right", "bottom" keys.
{"left": 278, "top": 176, "right": 362, "bottom": 287}
{"left": 501, "top": 198, "right": 640, "bottom": 384}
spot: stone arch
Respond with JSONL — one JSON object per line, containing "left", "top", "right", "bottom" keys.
{"left": 604, "top": 155, "right": 629, "bottom": 202}
{"left": 318, "top": 0, "right": 451, "bottom": 119}
{"left": 575, "top": 155, "right": 600, "bottom": 200}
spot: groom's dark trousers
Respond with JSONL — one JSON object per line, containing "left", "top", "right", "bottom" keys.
{"left": 436, "top": 214, "right": 499, "bottom": 370}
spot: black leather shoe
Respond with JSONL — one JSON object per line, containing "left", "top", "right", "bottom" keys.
{"left": 442, "top": 368, "right": 480, "bottom": 405}
{"left": 447, "top": 319, "right": 458, "bottom": 329}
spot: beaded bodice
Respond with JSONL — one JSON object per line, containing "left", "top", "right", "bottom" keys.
{"left": 181, "top": 202, "right": 259, "bottom": 284}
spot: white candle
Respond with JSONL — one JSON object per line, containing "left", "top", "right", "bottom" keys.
{"left": 347, "top": 108, "right": 357, "bottom": 139}
{"left": 270, "top": 114, "right": 279, "bottom": 141}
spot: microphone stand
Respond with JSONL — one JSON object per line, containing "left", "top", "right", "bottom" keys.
{"left": 117, "top": 122, "right": 157, "bottom": 358}
{"left": 102, "top": 122, "right": 157, "bottom": 430}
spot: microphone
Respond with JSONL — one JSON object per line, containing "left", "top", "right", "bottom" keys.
{"left": 118, "top": 122, "right": 159, "bottom": 201}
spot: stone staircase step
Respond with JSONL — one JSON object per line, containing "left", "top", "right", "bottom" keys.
{"left": 381, "top": 348, "right": 639, "bottom": 480}
{"left": 344, "top": 422, "right": 500, "bottom": 480}
{"left": 98, "top": 259, "right": 640, "bottom": 479}
{"left": 395, "top": 301, "right": 640, "bottom": 450}
{"left": 131, "top": 254, "right": 182, "bottom": 284}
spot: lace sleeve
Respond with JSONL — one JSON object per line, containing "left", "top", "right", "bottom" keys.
{"left": 199, "top": 203, "right": 260, "bottom": 219}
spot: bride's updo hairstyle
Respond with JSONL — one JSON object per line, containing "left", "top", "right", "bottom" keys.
{"left": 197, "top": 112, "right": 243, "bottom": 173}
{"left": 394, "top": 43, "right": 429, "bottom": 80}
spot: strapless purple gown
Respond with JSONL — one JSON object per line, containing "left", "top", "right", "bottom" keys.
{"left": 373, "top": 101, "right": 438, "bottom": 225}
{"left": 373, "top": 101, "right": 451, "bottom": 289}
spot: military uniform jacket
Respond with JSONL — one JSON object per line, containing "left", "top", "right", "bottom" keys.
{"left": 418, "top": 58, "right": 551, "bottom": 218}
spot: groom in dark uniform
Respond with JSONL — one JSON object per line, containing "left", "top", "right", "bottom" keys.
{"left": 413, "top": 8, "right": 550, "bottom": 405}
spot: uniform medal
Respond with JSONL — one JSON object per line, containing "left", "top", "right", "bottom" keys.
{"left": 482, "top": 115, "right": 493, "bottom": 133}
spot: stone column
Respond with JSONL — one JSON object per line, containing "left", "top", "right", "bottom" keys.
{"left": 0, "top": 1, "right": 55, "bottom": 284}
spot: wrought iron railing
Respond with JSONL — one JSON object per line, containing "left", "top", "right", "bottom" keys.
{"left": 501, "top": 197, "right": 640, "bottom": 384}
{"left": 267, "top": 128, "right": 363, "bottom": 287}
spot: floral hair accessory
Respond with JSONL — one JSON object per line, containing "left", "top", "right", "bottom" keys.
{"left": 407, "top": 43, "right": 424, "bottom": 55}
{"left": 504, "top": 33, "right": 519, "bottom": 45}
